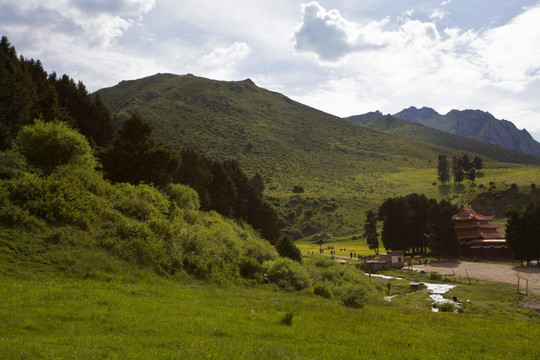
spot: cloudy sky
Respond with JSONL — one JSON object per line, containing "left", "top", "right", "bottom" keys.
{"left": 2, "top": 0, "right": 540, "bottom": 139}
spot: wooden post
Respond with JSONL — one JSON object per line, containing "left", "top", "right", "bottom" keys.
{"left": 517, "top": 276, "right": 520, "bottom": 294}
{"left": 465, "top": 268, "right": 471, "bottom": 284}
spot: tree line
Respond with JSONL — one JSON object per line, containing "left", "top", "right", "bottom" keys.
{"left": 0, "top": 36, "right": 284, "bottom": 244}
{"left": 506, "top": 201, "right": 540, "bottom": 266}
{"left": 437, "top": 153, "right": 483, "bottom": 185}
{"left": 363, "top": 194, "right": 460, "bottom": 260}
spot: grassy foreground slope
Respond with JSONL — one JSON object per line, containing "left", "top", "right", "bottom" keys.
{"left": 97, "top": 74, "right": 540, "bottom": 238}
{"left": 1, "top": 227, "right": 540, "bottom": 359}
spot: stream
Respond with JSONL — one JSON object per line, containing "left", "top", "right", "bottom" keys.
{"left": 370, "top": 273, "right": 457, "bottom": 312}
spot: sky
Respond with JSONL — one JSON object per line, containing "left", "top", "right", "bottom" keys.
{"left": 2, "top": 0, "right": 540, "bottom": 140}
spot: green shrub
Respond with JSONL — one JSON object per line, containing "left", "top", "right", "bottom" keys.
{"left": 313, "top": 283, "right": 333, "bottom": 298}
{"left": 264, "top": 258, "right": 312, "bottom": 290}
{"left": 239, "top": 256, "right": 263, "bottom": 280}
{"left": 339, "top": 284, "right": 368, "bottom": 308}
{"left": 4, "top": 167, "right": 106, "bottom": 227}
{"left": 276, "top": 235, "right": 302, "bottom": 262}
{"left": 430, "top": 272, "right": 443, "bottom": 281}
{"left": 280, "top": 312, "right": 294, "bottom": 326}
{"left": 0, "top": 149, "right": 31, "bottom": 179}
{"left": 436, "top": 302, "right": 456, "bottom": 313}
{"left": 112, "top": 183, "right": 170, "bottom": 221}
{"left": 14, "top": 120, "right": 98, "bottom": 175}
{"left": 167, "top": 183, "right": 200, "bottom": 210}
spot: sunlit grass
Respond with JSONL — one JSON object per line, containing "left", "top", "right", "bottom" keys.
{"left": 1, "top": 271, "right": 539, "bottom": 359}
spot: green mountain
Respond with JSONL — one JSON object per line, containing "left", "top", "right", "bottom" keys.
{"left": 96, "top": 73, "right": 540, "bottom": 238}
{"left": 364, "top": 115, "right": 540, "bottom": 166}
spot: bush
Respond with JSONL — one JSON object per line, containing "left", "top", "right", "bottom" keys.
{"left": 276, "top": 235, "right": 302, "bottom": 262}
{"left": 280, "top": 312, "right": 294, "bottom": 326}
{"left": 339, "top": 284, "right": 368, "bottom": 308}
{"left": 436, "top": 302, "right": 456, "bottom": 313}
{"left": 292, "top": 185, "right": 304, "bottom": 193}
{"left": 112, "top": 183, "right": 170, "bottom": 221}
{"left": 5, "top": 166, "right": 107, "bottom": 227}
{"left": 239, "top": 256, "right": 263, "bottom": 280}
{"left": 430, "top": 272, "right": 443, "bottom": 281}
{"left": 264, "top": 258, "right": 312, "bottom": 290}
{"left": 313, "top": 283, "right": 333, "bottom": 298}
{"left": 14, "top": 120, "right": 98, "bottom": 175}
{"left": 167, "top": 183, "right": 200, "bottom": 210}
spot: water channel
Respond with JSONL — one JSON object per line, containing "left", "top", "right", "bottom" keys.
{"left": 371, "top": 273, "right": 458, "bottom": 312}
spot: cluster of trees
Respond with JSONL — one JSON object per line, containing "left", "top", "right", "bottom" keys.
{"left": 437, "top": 154, "right": 483, "bottom": 185}
{"left": 363, "top": 194, "right": 460, "bottom": 260}
{"left": 0, "top": 36, "right": 116, "bottom": 149}
{"left": 506, "top": 201, "right": 540, "bottom": 266}
{"left": 0, "top": 36, "right": 284, "bottom": 245}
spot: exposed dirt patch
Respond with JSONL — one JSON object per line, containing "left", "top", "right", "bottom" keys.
{"left": 420, "top": 261, "right": 540, "bottom": 295}
{"left": 522, "top": 299, "right": 540, "bottom": 313}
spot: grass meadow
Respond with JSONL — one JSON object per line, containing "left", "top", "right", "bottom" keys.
{"left": 1, "top": 251, "right": 539, "bottom": 359}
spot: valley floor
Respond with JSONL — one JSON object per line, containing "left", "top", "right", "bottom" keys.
{"left": 421, "top": 261, "right": 540, "bottom": 294}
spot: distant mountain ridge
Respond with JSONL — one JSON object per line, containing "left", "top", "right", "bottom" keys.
{"left": 391, "top": 107, "right": 540, "bottom": 157}
{"left": 363, "top": 115, "right": 540, "bottom": 165}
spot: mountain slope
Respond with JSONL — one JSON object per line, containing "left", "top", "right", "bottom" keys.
{"left": 393, "top": 107, "right": 540, "bottom": 157}
{"left": 364, "top": 115, "right": 540, "bottom": 165}
{"left": 97, "top": 73, "right": 447, "bottom": 179}
{"left": 96, "top": 73, "right": 540, "bottom": 238}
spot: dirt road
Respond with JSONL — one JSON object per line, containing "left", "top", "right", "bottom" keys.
{"left": 419, "top": 261, "right": 540, "bottom": 295}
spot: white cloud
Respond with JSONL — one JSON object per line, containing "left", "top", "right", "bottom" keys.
{"left": 293, "top": 1, "right": 388, "bottom": 61}
{"left": 430, "top": 9, "right": 447, "bottom": 20}
{"left": 197, "top": 42, "right": 252, "bottom": 79}
{"left": 471, "top": 5, "right": 540, "bottom": 92}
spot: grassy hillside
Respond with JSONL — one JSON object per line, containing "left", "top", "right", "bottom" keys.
{"left": 364, "top": 115, "right": 540, "bottom": 166}
{"left": 2, "top": 226, "right": 540, "bottom": 359}
{"left": 97, "top": 73, "right": 540, "bottom": 238}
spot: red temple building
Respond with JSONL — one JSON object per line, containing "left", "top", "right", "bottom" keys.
{"left": 452, "top": 205, "right": 513, "bottom": 259}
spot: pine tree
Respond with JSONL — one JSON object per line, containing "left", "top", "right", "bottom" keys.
{"left": 427, "top": 200, "right": 459, "bottom": 261}
{"left": 437, "top": 155, "right": 450, "bottom": 184}
{"left": 362, "top": 210, "right": 379, "bottom": 255}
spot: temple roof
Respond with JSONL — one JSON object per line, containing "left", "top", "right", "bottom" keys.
{"left": 455, "top": 229, "right": 506, "bottom": 240}
{"left": 455, "top": 222, "right": 501, "bottom": 229}
{"left": 452, "top": 205, "right": 494, "bottom": 221}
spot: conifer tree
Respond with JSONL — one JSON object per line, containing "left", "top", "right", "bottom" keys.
{"left": 437, "top": 155, "right": 450, "bottom": 184}
{"left": 362, "top": 210, "right": 379, "bottom": 255}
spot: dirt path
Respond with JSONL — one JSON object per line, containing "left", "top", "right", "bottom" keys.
{"left": 418, "top": 261, "right": 540, "bottom": 295}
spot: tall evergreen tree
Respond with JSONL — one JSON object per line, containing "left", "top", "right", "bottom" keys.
{"left": 472, "top": 156, "right": 483, "bottom": 170}
{"left": 459, "top": 154, "right": 472, "bottom": 172}
{"left": 0, "top": 36, "right": 36, "bottom": 149}
{"left": 427, "top": 200, "right": 459, "bottom": 261}
{"left": 276, "top": 235, "right": 302, "bottom": 262}
{"left": 452, "top": 156, "right": 464, "bottom": 185}
{"left": 362, "top": 210, "right": 379, "bottom": 255}
{"left": 404, "top": 193, "right": 432, "bottom": 254}
{"left": 99, "top": 113, "right": 181, "bottom": 188}
{"left": 468, "top": 168, "right": 476, "bottom": 183}
{"left": 437, "top": 155, "right": 450, "bottom": 184}
{"left": 506, "top": 202, "right": 540, "bottom": 266}
{"left": 378, "top": 197, "right": 413, "bottom": 251}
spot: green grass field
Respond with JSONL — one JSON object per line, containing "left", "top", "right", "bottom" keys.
{"left": 2, "top": 239, "right": 540, "bottom": 359}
